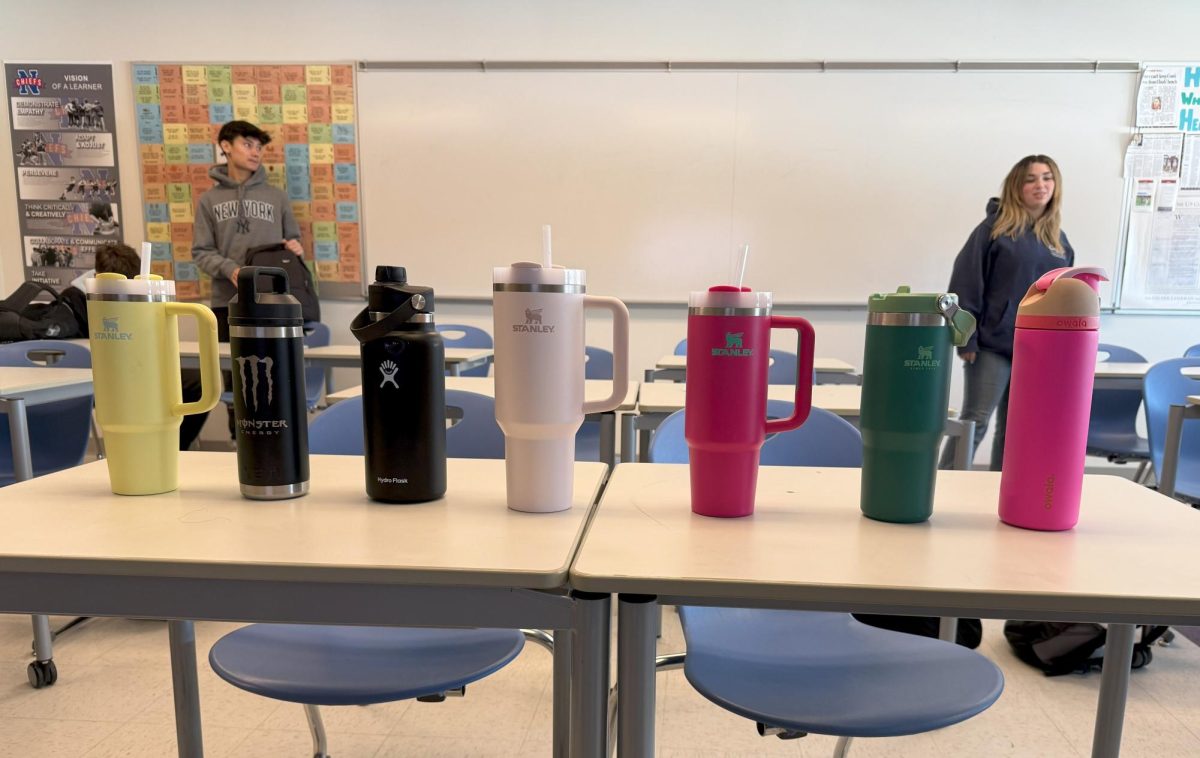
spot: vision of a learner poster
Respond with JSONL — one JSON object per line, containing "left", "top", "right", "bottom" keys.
{"left": 132, "top": 62, "right": 362, "bottom": 300}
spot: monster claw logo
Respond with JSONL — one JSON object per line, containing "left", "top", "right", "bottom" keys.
{"left": 524, "top": 308, "right": 543, "bottom": 324}
{"left": 14, "top": 69, "right": 42, "bottom": 96}
{"left": 236, "top": 356, "right": 275, "bottom": 412}
{"left": 712, "top": 332, "right": 752, "bottom": 357}
{"left": 379, "top": 360, "right": 399, "bottom": 389}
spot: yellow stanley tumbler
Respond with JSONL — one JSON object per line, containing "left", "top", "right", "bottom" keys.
{"left": 85, "top": 273, "right": 222, "bottom": 495}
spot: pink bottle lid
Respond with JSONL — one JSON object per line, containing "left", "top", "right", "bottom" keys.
{"left": 1015, "top": 266, "right": 1108, "bottom": 331}
{"left": 688, "top": 285, "right": 772, "bottom": 313}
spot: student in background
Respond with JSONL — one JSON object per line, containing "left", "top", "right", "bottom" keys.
{"left": 939, "top": 155, "right": 1075, "bottom": 471}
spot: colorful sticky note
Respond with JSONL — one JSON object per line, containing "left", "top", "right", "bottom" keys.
{"left": 290, "top": 202, "right": 312, "bottom": 222}
{"left": 287, "top": 181, "right": 312, "bottom": 201}
{"left": 334, "top": 183, "right": 357, "bottom": 202}
{"left": 208, "top": 83, "right": 232, "bottom": 103}
{"left": 255, "top": 67, "right": 281, "bottom": 85}
{"left": 209, "top": 103, "right": 233, "bottom": 123}
{"left": 149, "top": 242, "right": 172, "bottom": 260}
{"left": 282, "top": 104, "right": 308, "bottom": 124}
{"left": 172, "top": 242, "right": 192, "bottom": 260}
{"left": 169, "top": 203, "right": 194, "bottom": 223}
{"left": 314, "top": 240, "right": 339, "bottom": 260}
{"left": 309, "top": 144, "right": 334, "bottom": 165}
{"left": 331, "top": 104, "right": 355, "bottom": 124}
{"left": 182, "top": 66, "right": 206, "bottom": 86}
{"left": 187, "top": 144, "right": 214, "bottom": 164}
{"left": 147, "top": 222, "right": 171, "bottom": 242}
{"left": 187, "top": 124, "right": 212, "bottom": 144}
{"left": 312, "top": 221, "right": 337, "bottom": 241}
{"left": 335, "top": 202, "right": 358, "bottom": 223}
{"left": 257, "top": 83, "right": 281, "bottom": 104}
{"left": 140, "top": 144, "right": 165, "bottom": 164}
{"left": 265, "top": 168, "right": 286, "bottom": 191}
{"left": 175, "top": 262, "right": 199, "bottom": 280}
{"left": 331, "top": 85, "right": 355, "bottom": 105}
{"left": 280, "top": 66, "right": 305, "bottom": 84}
{"left": 164, "top": 145, "right": 189, "bottom": 164}
{"left": 308, "top": 123, "right": 332, "bottom": 144}
{"left": 256, "top": 104, "right": 282, "bottom": 124}
{"left": 311, "top": 201, "right": 336, "bottom": 221}
{"left": 159, "top": 83, "right": 182, "bottom": 102}
{"left": 133, "top": 65, "right": 158, "bottom": 84}
{"left": 311, "top": 183, "right": 333, "bottom": 201}
{"left": 184, "top": 105, "right": 209, "bottom": 124}
{"left": 170, "top": 223, "right": 193, "bottom": 244}
{"left": 306, "top": 85, "right": 331, "bottom": 105}
{"left": 163, "top": 124, "right": 188, "bottom": 145}
{"left": 161, "top": 102, "right": 184, "bottom": 123}
{"left": 232, "top": 84, "right": 257, "bottom": 106}
{"left": 334, "top": 163, "right": 357, "bottom": 184}
{"left": 332, "top": 124, "right": 356, "bottom": 144}
{"left": 232, "top": 66, "right": 257, "bottom": 84}
{"left": 282, "top": 84, "right": 307, "bottom": 104}
{"left": 145, "top": 203, "right": 170, "bottom": 223}
{"left": 157, "top": 65, "right": 182, "bottom": 84}
{"left": 184, "top": 84, "right": 208, "bottom": 105}
{"left": 206, "top": 66, "right": 232, "bottom": 86}
{"left": 333, "top": 145, "right": 356, "bottom": 164}
{"left": 135, "top": 84, "right": 160, "bottom": 104}
{"left": 167, "top": 183, "right": 192, "bottom": 204}
{"left": 143, "top": 183, "right": 167, "bottom": 203}
{"left": 165, "top": 164, "right": 189, "bottom": 183}
{"left": 284, "top": 144, "right": 310, "bottom": 166}
{"left": 305, "top": 66, "right": 331, "bottom": 85}
{"left": 309, "top": 164, "right": 333, "bottom": 183}
{"left": 316, "top": 261, "right": 339, "bottom": 279}
{"left": 331, "top": 65, "right": 354, "bottom": 86}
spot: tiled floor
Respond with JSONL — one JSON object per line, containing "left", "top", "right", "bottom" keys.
{"left": 0, "top": 612, "right": 1197, "bottom": 757}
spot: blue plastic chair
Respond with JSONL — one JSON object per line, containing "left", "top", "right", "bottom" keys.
{"left": 1144, "top": 357, "right": 1200, "bottom": 502}
{"left": 679, "top": 607, "right": 1004, "bottom": 745}
{"left": 673, "top": 338, "right": 688, "bottom": 356}
{"left": 209, "top": 624, "right": 525, "bottom": 757}
{"left": 575, "top": 347, "right": 615, "bottom": 462}
{"left": 583, "top": 346, "right": 614, "bottom": 380}
{"left": 301, "top": 322, "right": 331, "bottom": 411}
{"left": 0, "top": 341, "right": 93, "bottom": 483}
{"left": 308, "top": 390, "right": 506, "bottom": 459}
{"left": 1088, "top": 344, "right": 1150, "bottom": 477}
{"left": 439, "top": 324, "right": 493, "bottom": 377}
{"left": 1186, "top": 344, "right": 1200, "bottom": 359}
{"left": 766, "top": 349, "right": 799, "bottom": 385}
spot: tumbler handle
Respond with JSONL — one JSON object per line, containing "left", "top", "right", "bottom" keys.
{"left": 166, "top": 302, "right": 222, "bottom": 417}
{"left": 581, "top": 295, "right": 630, "bottom": 415}
{"left": 764, "top": 315, "right": 815, "bottom": 434}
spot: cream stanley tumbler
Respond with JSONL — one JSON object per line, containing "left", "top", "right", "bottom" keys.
{"left": 85, "top": 273, "right": 222, "bottom": 495}
{"left": 493, "top": 262, "right": 630, "bottom": 512}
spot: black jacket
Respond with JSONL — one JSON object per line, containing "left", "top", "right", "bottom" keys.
{"left": 948, "top": 198, "right": 1074, "bottom": 359}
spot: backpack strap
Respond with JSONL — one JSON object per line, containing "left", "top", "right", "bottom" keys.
{"left": 0, "top": 281, "right": 60, "bottom": 313}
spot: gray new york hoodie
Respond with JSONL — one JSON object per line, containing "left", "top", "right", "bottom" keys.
{"left": 192, "top": 164, "right": 301, "bottom": 307}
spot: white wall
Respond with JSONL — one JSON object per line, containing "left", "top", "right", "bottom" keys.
{"left": 4, "top": 0, "right": 1200, "bottom": 459}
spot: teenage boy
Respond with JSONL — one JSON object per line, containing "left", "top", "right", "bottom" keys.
{"left": 193, "top": 120, "right": 303, "bottom": 323}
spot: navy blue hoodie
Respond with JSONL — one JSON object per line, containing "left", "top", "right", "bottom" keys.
{"left": 948, "top": 198, "right": 1074, "bottom": 359}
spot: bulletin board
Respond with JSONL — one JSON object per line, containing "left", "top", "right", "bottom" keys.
{"left": 131, "top": 62, "right": 363, "bottom": 301}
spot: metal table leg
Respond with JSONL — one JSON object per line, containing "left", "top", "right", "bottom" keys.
{"left": 945, "top": 418, "right": 976, "bottom": 471}
{"left": 1092, "top": 623, "right": 1135, "bottom": 758}
{"left": 571, "top": 591, "right": 611, "bottom": 758}
{"left": 618, "top": 595, "right": 657, "bottom": 757}
{"left": 553, "top": 628, "right": 572, "bottom": 758}
{"left": 168, "top": 620, "right": 204, "bottom": 758}
{"left": 599, "top": 412, "right": 616, "bottom": 468}
{"left": 938, "top": 617, "right": 958, "bottom": 642}
{"left": 620, "top": 413, "right": 635, "bottom": 464}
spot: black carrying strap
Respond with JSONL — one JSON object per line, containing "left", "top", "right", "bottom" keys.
{"left": 350, "top": 295, "right": 426, "bottom": 343}
{"left": 0, "top": 281, "right": 61, "bottom": 313}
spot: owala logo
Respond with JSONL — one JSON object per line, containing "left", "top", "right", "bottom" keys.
{"left": 1043, "top": 475, "right": 1056, "bottom": 510}
{"left": 711, "top": 331, "right": 752, "bottom": 357}
{"left": 14, "top": 69, "right": 42, "bottom": 96}
{"left": 378, "top": 360, "right": 399, "bottom": 389}
{"left": 513, "top": 307, "right": 555, "bottom": 334}
{"left": 904, "top": 345, "right": 941, "bottom": 370}
{"left": 92, "top": 315, "right": 132, "bottom": 341}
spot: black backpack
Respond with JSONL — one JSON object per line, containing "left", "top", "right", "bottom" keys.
{"left": 853, "top": 614, "right": 983, "bottom": 649}
{"left": 1003, "top": 621, "right": 1170, "bottom": 676}
{"left": 245, "top": 243, "right": 321, "bottom": 323}
{"left": 0, "top": 281, "right": 84, "bottom": 342}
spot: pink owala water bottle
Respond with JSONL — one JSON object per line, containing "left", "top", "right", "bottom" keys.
{"left": 999, "top": 266, "right": 1108, "bottom": 531}
{"left": 685, "top": 286, "right": 815, "bottom": 517}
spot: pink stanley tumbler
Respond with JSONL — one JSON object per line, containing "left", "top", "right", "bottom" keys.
{"left": 685, "top": 286, "right": 815, "bottom": 517}
{"left": 999, "top": 266, "right": 1108, "bottom": 531}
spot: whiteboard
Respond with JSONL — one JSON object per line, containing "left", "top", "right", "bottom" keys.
{"left": 358, "top": 69, "right": 1135, "bottom": 304}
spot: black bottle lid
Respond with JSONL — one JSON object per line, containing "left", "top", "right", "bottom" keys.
{"left": 229, "top": 266, "right": 303, "bottom": 326}
{"left": 369, "top": 265, "right": 435, "bottom": 315}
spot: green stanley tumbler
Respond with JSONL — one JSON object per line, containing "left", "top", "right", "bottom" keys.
{"left": 860, "top": 287, "right": 976, "bottom": 523}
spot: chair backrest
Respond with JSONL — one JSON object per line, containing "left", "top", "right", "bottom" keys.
{"left": 767, "top": 349, "right": 799, "bottom": 385}
{"left": 759, "top": 402, "right": 863, "bottom": 467}
{"left": 439, "top": 324, "right": 493, "bottom": 377}
{"left": 584, "top": 346, "right": 614, "bottom": 380}
{"left": 1144, "top": 358, "right": 1200, "bottom": 484}
{"left": 308, "top": 395, "right": 364, "bottom": 455}
{"left": 1089, "top": 343, "right": 1148, "bottom": 449}
{"left": 1185, "top": 344, "right": 1200, "bottom": 359}
{"left": 1097, "top": 343, "right": 1147, "bottom": 363}
{"left": 673, "top": 339, "right": 688, "bottom": 356}
{"left": 0, "top": 341, "right": 93, "bottom": 479}
{"left": 445, "top": 389, "right": 506, "bottom": 459}
{"left": 302, "top": 322, "right": 332, "bottom": 410}
{"left": 648, "top": 402, "right": 862, "bottom": 467}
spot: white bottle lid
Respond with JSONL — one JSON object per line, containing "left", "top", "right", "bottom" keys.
{"left": 84, "top": 273, "right": 177, "bottom": 300}
{"left": 688, "top": 286, "right": 772, "bottom": 312}
{"left": 493, "top": 262, "right": 586, "bottom": 293}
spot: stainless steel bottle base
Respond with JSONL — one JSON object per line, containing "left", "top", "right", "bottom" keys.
{"left": 241, "top": 481, "right": 309, "bottom": 500}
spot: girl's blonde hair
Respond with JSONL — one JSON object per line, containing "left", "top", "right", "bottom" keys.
{"left": 991, "top": 155, "right": 1065, "bottom": 256}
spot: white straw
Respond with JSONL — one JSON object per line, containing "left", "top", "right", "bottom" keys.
{"left": 735, "top": 243, "right": 750, "bottom": 289}
{"left": 542, "top": 225, "right": 553, "bottom": 268}
{"left": 139, "top": 241, "right": 152, "bottom": 279}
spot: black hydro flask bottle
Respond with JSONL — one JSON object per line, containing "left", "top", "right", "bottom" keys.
{"left": 350, "top": 266, "right": 446, "bottom": 502}
{"left": 229, "top": 266, "right": 310, "bottom": 500}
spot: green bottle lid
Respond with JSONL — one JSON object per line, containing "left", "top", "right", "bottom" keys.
{"left": 867, "top": 286, "right": 976, "bottom": 347}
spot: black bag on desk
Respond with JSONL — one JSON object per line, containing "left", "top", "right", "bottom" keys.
{"left": 852, "top": 614, "right": 983, "bottom": 648}
{"left": 1003, "top": 621, "right": 1170, "bottom": 676}
{"left": 244, "top": 243, "right": 320, "bottom": 323}
{"left": 0, "top": 281, "right": 83, "bottom": 342}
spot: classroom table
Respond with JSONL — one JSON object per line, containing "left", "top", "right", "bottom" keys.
{"left": 627, "top": 382, "right": 976, "bottom": 469}
{"left": 0, "top": 452, "right": 612, "bottom": 758}
{"left": 649, "top": 353, "right": 858, "bottom": 383}
{"left": 1092, "top": 362, "right": 1152, "bottom": 391}
{"left": 1157, "top": 390, "right": 1200, "bottom": 500}
{"left": 326, "top": 376, "right": 640, "bottom": 467}
{"left": 571, "top": 464, "right": 1200, "bottom": 758}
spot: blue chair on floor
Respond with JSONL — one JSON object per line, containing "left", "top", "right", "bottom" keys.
{"left": 439, "top": 324, "right": 493, "bottom": 377}
{"left": 0, "top": 341, "right": 93, "bottom": 483}
{"left": 209, "top": 624, "right": 526, "bottom": 758}
{"left": 1089, "top": 343, "right": 1151, "bottom": 480}
{"left": 1185, "top": 344, "right": 1200, "bottom": 358}
{"left": 673, "top": 338, "right": 688, "bottom": 355}
{"left": 308, "top": 395, "right": 364, "bottom": 455}
{"left": 1144, "top": 357, "right": 1200, "bottom": 502}
{"left": 301, "top": 322, "right": 332, "bottom": 411}
{"left": 766, "top": 349, "right": 799, "bottom": 385}
{"left": 576, "top": 347, "right": 614, "bottom": 461}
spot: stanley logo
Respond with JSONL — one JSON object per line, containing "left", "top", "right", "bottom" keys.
{"left": 712, "top": 331, "right": 752, "bottom": 357}
{"left": 513, "top": 307, "right": 555, "bottom": 333}
{"left": 92, "top": 315, "right": 132, "bottom": 341}
{"left": 904, "top": 345, "right": 941, "bottom": 370}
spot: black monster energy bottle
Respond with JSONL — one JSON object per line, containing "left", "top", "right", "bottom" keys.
{"left": 228, "top": 266, "right": 309, "bottom": 500}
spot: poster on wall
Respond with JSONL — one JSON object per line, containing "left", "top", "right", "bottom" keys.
{"left": 1120, "top": 187, "right": 1200, "bottom": 310}
{"left": 131, "top": 62, "right": 362, "bottom": 301}
{"left": 5, "top": 62, "right": 124, "bottom": 290}
{"left": 1137, "top": 64, "right": 1200, "bottom": 132}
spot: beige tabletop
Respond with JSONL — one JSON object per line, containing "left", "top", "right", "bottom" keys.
{"left": 178, "top": 340, "right": 232, "bottom": 359}
{"left": 1094, "top": 362, "right": 1150, "bottom": 379}
{"left": 1189, "top": 395, "right": 1200, "bottom": 405}
{"left": 0, "top": 452, "right": 608, "bottom": 590}
{"left": 637, "top": 381, "right": 861, "bottom": 416}
{"left": 655, "top": 354, "right": 855, "bottom": 374}
{"left": 1185, "top": 367, "right": 1200, "bottom": 379}
{"left": 0, "top": 366, "right": 93, "bottom": 396}
{"left": 329, "top": 376, "right": 640, "bottom": 411}
{"left": 572, "top": 464, "right": 1200, "bottom": 621}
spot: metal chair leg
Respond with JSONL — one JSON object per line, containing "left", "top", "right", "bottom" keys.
{"left": 304, "top": 703, "right": 329, "bottom": 758}
{"left": 833, "top": 735, "right": 854, "bottom": 757}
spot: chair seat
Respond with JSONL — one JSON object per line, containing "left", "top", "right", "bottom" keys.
{"left": 209, "top": 625, "right": 525, "bottom": 706}
{"left": 679, "top": 607, "right": 1004, "bottom": 738}
{"left": 1086, "top": 432, "right": 1149, "bottom": 460}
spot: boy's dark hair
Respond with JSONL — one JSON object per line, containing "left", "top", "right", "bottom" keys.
{"left": 95, "top": 242, "right": 141, "bottom": 278}
{"left": 217, "top": 120, "right": 271, "bottom": 149}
